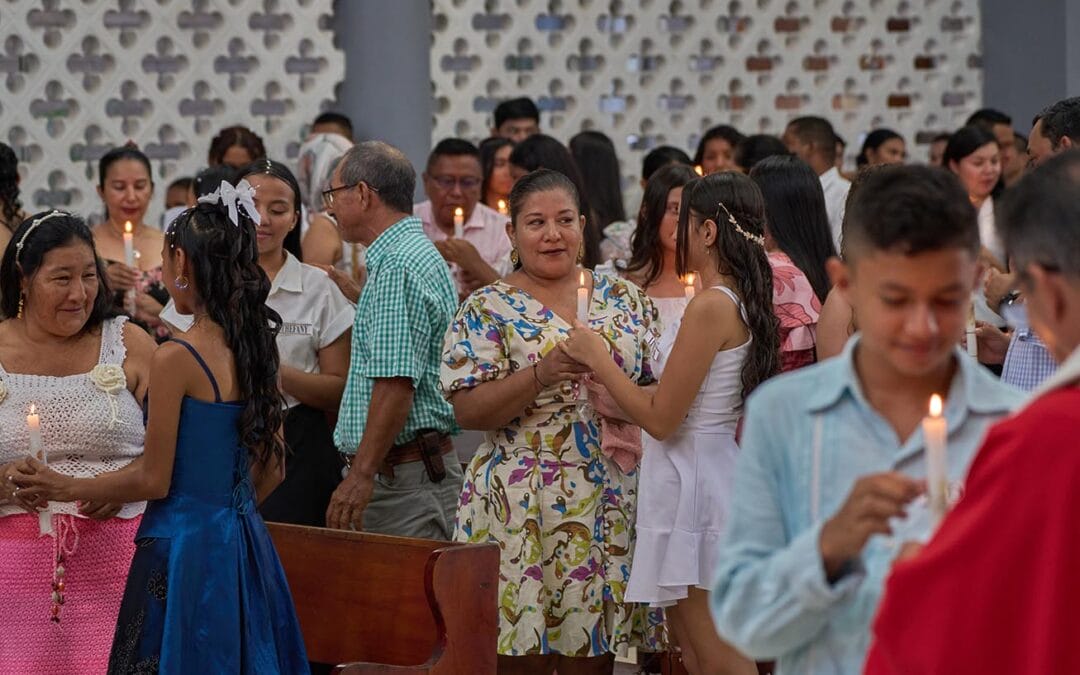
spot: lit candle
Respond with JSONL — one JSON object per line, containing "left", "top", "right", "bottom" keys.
{"left": 684, "top": 273, "right": 696, "bottom": 300}
{"left": 694, "top": 164, "right": 704, "bottom": 176}
{"left": 577, "top": 271, "right": 589, "bottom": 324}
{"left": 27, "top": 404, "right": 52, "bottom": 536}
{"left": 965, "top": 298, "right": 978, "bottom": 359}
{"left": 923, "top": 394, "right": 948, "bottom": 527}
{"left": 497, "top": 199, "right": 508, "bottom": 216}
{"left": 453, "top": 207, "right": 465, "bottom": 239}
{"left": 123, "top": 222, "right": 136, "bottom": 315}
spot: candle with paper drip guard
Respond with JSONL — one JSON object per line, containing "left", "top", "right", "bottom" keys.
{"left": 497, "top": 199, "right": 508, "bottom": 216}
{"left": 577, "top": 271, "right": 589, "bottom": 323}
{"left": 923, "top": 394, "right": 948, "bottom": 527}
{"left": 684, "top": 273, "right": 696, "bottom": 300}
{"left": 964, "top": 296, "right": 978, "bottom": 359}
{"left": 27, "top": 403, "right": 52, "bottom": 536}
{"left": 123, "top": 221, "right": 136, "bottom": 315}
{"left": 453, "top": 207, "right": 465, "bottom": 239}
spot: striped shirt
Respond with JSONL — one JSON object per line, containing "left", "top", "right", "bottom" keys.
{"left": 334, "top": 216, "right": 458, "bottom": 453}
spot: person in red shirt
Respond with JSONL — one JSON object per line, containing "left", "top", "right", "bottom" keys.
{"left": 865, "top": 149, "right": 1080, "bottom": 674}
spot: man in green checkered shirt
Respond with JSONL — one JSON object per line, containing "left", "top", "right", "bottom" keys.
{"left": 323, "top": 141, "right": 462, "bottom": 539}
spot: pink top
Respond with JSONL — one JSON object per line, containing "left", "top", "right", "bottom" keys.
{"left": 768, "top": 250, "right": 821, "bottom": 372}
{"left": 414, "top": 200, "right": 513, "bottom": 297}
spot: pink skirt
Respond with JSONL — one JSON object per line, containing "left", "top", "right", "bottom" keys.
{"left": 0, "top": 513, "right": 140, "bottom": 674}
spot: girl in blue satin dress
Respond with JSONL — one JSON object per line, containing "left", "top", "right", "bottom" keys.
{"left": 15, "top": 183, "right": 310, "bottom": 674}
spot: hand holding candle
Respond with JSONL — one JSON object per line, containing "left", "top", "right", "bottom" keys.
{"left": 453, "top": 207, "right": 465, "bottom": 239}
{"left": 27, "top": 404, "right": 52, "bottom": 536}
{"left": 923, "top": 394, "right": 948, "bottom": 527}
{"left": 684, "top": 273, "right": 696, "bottom": 300}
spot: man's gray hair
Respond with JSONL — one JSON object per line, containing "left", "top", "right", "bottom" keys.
{"left": 998, "top": 149, "right": 1080, "bottom": 278}
{"left": 339, "top": 140, "right": 416, "bottom": 213}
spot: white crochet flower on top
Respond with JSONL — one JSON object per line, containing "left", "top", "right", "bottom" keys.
{"left": 90, "top": 364, "right": 127, "bottom": 430}
{"left": 0, "top": 379, "right": 7, "bottom": 405}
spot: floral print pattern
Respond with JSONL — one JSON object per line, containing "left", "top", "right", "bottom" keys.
{"left": 769, "top": 250, "right": 822, "bottom": 372}
{"left": 441, "top": 271, "right": 662, "bottom": 657}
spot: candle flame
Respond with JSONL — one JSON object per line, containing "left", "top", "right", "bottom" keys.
{"left": 497, "top": 199, "right": 507, "bottom": 212}
{"left": 29, "top": 403, "right": 36, "bottom": 415}
{"left": 694, "top": 165, "right": 704, "bottom": 176}
{"left": 579, "top": 271, "right": 585, "bottom": 286}
{"left": 685, "top": 272, "right": 695, "bottom": 286}
{"left": 124, "top": 221, "right": 133, "bottom": 234}
{"left": 454, "top": 207, "right": 464, "bottom": 217}
{"left": 929, "top": 394, "right": 943, "bottom": 417}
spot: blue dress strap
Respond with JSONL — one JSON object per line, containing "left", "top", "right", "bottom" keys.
{"left": 169, "top": 338, "right": 222, "bottom": 403}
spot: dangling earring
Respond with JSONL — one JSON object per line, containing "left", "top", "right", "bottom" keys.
{"left": 576, "top": 246, "right": 585, "bottom": 264}
{"left": 174, "top": 275, "right": 189, "bottom": 290}
{"left": 510, "top": 248, "right": 519, "bottom": 266}
{"left": 16, "top": 294, "right": 24, "bottom": 319}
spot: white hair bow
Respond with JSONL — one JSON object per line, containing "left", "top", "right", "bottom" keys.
{"left": 198, "top": 179, "right": 261, "bottom": 226}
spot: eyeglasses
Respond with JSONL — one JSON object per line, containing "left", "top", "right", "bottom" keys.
{"left": 322, "top": 181, "right": 380, "bottom": 209}
{"left": 429, "top": 175, "right": 482, "bottom": 191}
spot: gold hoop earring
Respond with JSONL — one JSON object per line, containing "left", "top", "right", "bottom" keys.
{"left": 510, "top": 249, "right": 519, "bottom": 266}
{"left": 16, "top": 294, "right": 23, "bottom": 319}
{"left": 174, "top": 275, "right": 189, "bottom": 291}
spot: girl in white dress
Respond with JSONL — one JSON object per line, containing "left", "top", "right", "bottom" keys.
{"left": 563, "top": 172, "right": 780, "bottom": 675}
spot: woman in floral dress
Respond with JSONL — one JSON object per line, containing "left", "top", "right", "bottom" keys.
{"left": 441, "top": 169, "right": 659, "bottom": 674}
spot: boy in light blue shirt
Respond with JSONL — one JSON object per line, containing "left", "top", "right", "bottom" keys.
{"left": 710, "top": 165, "right": 1024, "bottom": 674}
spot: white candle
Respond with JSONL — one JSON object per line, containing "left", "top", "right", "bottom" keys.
{"left": 923, "top": 394, "right": 948, "bottom": 527}
{"left": 497, "top": 199, "right": 508, "bottom": 216}
{"left": 965, "top": 296, "right": 978, "bottom": 359}
{"left": 684, "top": 273, "right": 696, "bottom": 300}
{"left": 577, "top": 271, "right": 589, "bottom": 324}
{"left": 123, "top": 222, "right": 136, "bottom": 315}
{"left": 453, "top": 207, "right": 465, "bottom": 239}
{"left": 27, "top": 404, "right": 52, "bottom": 536}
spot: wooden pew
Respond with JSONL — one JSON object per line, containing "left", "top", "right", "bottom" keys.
{"left": 268, "top": 523, "right": 500, "bottom": 674}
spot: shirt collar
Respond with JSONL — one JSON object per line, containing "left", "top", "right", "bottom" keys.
{"left": 804, "top": 334, "right": 1016, "bottom": 417}
{"left": 366, "top": 215, "right": 422, "bottom": 269}
{"left": 269, "top": 251, "right": 303, "bottom": 295}
{"left": 819, "top": 166, "right": 841, "bottom": 187}
{"left": 1029, "top": 343, "right": 1078, "bottom": 400}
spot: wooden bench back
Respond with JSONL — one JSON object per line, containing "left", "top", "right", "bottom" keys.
{"left": 268, "top": 523, "right": 498, "bottom": 673}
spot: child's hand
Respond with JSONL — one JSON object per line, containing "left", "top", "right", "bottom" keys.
{"left": 561, "top": 322, "right": 609, "bottom": 371}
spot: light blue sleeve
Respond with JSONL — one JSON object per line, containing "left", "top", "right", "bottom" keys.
{"left": 710, "top": 388, "right": 865, "bottom": 660}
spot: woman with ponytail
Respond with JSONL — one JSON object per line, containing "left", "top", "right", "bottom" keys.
{"left": 563, "top": 172, "right": 779, "bottom": 675}
{"left": 13, "top": 185, "right": 310, "bottom": 673}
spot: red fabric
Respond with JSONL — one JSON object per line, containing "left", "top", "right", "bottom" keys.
{"left": 865, "top": 387, "right": 1080, "bottom": 675}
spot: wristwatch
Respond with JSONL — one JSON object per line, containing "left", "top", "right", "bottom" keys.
{"left": 1000, "top": 289, "right": 1023, "bottom": 307}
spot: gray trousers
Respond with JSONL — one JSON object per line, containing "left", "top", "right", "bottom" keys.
{"left": 363, "top": 459, "right": 464, "bottom": 540}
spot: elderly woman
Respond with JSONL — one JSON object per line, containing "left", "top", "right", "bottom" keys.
{"left": 0, "top": 211, "right": 153, "bottom": 672}
{"left": 442, "top": 168, "right": 659, "bottom": 675}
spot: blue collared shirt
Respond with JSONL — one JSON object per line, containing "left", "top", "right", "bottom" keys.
{"left": 710, "top": 336, "right": 1024, "bottom": 675}
{"left": 1002, "top": 328, "right": 1058, "bottom": 391}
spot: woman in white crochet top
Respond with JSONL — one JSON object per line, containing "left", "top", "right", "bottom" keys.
{"left": 0, "top": 211, "right": 154, "bottom": 673}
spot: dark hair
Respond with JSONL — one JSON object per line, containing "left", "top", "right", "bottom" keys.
{"left": 427, "top": 137, "right": 481, "bottom": 173}
{"left": 510, "top": 134, "right": 600, "bottom": 267}
{"left": 622, "top": 163, "right": 697, "bottom": 287}
{"left": 338, "top": 140, "right": 416, "bottom": 214}
{"left": 569, "top": 131, "right": 627, "bottom": 230}
{"left": 931, "top": 132, "right": 952, "bottom": 145}
{"left": 165, "top": 202, "right": 285, "bottom": 466}
{"left": 507, "top": 169, "right": 582, "bottom": 267}
{"left": 98, "top": 144, "right": 153, "bottom": 189}
{"left": 734, "top": 134, "right": 790, "bottom": 172}
{"left": 313, "top": 111, "right": 354, "bottom": 139}
{"left": 966, "top": 108, "right": 1012, "bottom": 129}
{"left": 676, "top": 174, "right": 779, "bottom": 401}
{"left": 786, "top": 116, "right": 839, "bottom": 164}
{"left": 857, "top": 128, "right": 904, "bottom": 168}
{"left": 479, "top": 136, "right": 513, "bottom": 201}
{"left": 208, "top": 125, "right": 267, "bottom": 167}
{"left": 193, "top": 165, "right": 241, "bottom": 200}
{"left": 0, "top": 211, "right": 114, "bottom": 324}
{"left": 693, "top": 125, "right": 747, "bottom": 165}
{"left": 0, "top": 143, "right": 22, "bottom": 229}
{"left": 998, "top": 150, "right": 1080, "bottom": 277}
{"left": 240, "top": 159, "right": 304, "bottom": 261}
{"left": 494, "top": 97, "right": 540, "bottom": 128}
{"left": 943, "top": 125, "right": 998, "bottom": 167}
{"left": 641, "top": 145, "right": 692, "bottom": 181}
{"left": 1034, "top": 96, "right": 1080, "bottom": 149}
{"left": 167, "top": 176, "right": 193, "bottom": 193}
{"left": 749, "top": 155, "right": 837, "bottom": 302}
{"left": 842, "top": 164, "right": 979, "bottom": 260}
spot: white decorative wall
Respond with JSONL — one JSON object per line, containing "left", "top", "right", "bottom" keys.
{"left": 0, "top": 0, "right": 343, "bottom": 223}
{"left": 430, "top": 0, "right": 983, "bottom": 184}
